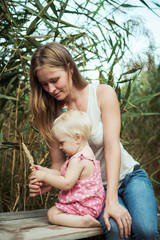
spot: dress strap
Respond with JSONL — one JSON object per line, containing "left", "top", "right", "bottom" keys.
{"left": 69, "top": 153, "right": 94, "bottom": 162}
{"left": 61, "top": 154, "right": 94, "bottom": 177}
{"left": 61, "top": 158, "right": 70, "bottom": 176}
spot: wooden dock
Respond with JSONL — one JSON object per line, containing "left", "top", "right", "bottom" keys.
{"left": 0, "top": 209, "right": 104, "bottom": 240}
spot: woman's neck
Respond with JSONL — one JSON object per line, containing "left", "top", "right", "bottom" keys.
{"left": 66, "top": 85, "right": 89, "bottom": 112}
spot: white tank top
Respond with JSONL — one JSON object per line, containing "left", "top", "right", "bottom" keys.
{"left": 87, "top": 83, "right": 140, "bottom": 187}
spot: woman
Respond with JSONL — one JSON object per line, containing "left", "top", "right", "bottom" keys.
{"left": 29, "top": 42, "right": 159, "bottom": 240}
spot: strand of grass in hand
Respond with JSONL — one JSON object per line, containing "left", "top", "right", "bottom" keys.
{"left": 22, "top": 142, "right": 43, "bottom": 204}
{"left": 22, "top": 142, "right": 34, "bottom": 166}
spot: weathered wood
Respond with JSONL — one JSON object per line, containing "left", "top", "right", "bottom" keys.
{"left": 1, "top": 210, "right": 159, "bottom": 240}
{"left": 0, "top": 209, "right": 48, "bottom": 221}
{"left": 0, "top": 209, "right": 104, "bottom": 240}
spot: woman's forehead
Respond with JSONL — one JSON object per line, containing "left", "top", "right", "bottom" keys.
{"left": 36, "top": 67, "right": 67, "bottom": 81}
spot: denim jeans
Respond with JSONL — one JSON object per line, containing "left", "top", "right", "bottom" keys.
{"left": 98, "top": 169, "right": 159, "bottom": 240}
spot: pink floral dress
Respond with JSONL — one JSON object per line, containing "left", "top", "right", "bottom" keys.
{"left": 55, "top": 154, "right": 105, "bottom": 219}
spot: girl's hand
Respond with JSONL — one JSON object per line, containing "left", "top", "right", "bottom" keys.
{"left": 103, "top": 201, "right": 132, "bottom": 239}
{"left": 30, "top": 170, "right": 46, "bottom": 182}
{"left": 30, "top": 165, "right": 46, "bottom": 172}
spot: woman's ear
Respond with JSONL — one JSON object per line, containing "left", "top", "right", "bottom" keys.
{"left": 68, "top": 63, "right": 74, "bottom": 76}
{"left": 74, "top": 133, "right": 82, "bottom": 144}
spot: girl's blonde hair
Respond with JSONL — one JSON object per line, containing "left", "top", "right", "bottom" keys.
{"left": 30, "top": 42, "right": 88, "bottom": 141}
{"left": 52, "top": 110, "right": 92, "bottom": 141}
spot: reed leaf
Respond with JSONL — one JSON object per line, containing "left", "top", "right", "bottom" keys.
{"left": 122, "top": 112, "right": 160, "bottom": 117}
{"left": 0, "top": 95, "right": 17, "bottom": 101}
{"left": 128, "top": 92, "right": 160, "bottom": 106}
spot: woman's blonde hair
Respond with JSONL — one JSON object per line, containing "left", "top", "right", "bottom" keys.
{"left": 30, "top": 42, "right": 88, "bottom": 141}
{"left": 52, "top": 110, "right": 92, "bottom": 141}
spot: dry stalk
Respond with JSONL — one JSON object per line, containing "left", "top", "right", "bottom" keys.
{"left": 22, "top": 142, "right": 43, "bottom": 204}
{"left": 22, "top": 142, "right": 34, "bottom": 166}
{"left": 12, "top": 183, "right": 20, "bottom": 212}
{"left": 11, "top": 79, "right": 21, "bottom": 203}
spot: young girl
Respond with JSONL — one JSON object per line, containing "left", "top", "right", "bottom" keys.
{"left": 30, "top": 110, "right": 105, "bottom": 228}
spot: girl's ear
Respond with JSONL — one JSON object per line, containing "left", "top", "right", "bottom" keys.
{"left": 74, "top": 133, "right": 82, "bottom": 144}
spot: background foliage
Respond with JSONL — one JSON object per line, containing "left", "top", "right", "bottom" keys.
{"left": 0, "top": 0, "right": 159, "bottom": 212}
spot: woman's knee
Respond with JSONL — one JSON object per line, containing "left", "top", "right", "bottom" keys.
{"left": 108, "top": 218, "right": 120, "bottom": 237}
{"left": 100, "top": 217, "right": 130, "bottom": 240}
{"left": 133, "top": 225, "right": 159, "bottom": 240}
{"left": 132, "top": 211, "right": 159, "bottom": 240}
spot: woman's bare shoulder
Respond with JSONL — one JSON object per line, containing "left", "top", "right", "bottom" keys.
{"left": 97, "top": 84, "right": 115, "bottom": 95}
{"left": 96, "top": 84, "right": 118, "bottom": 108}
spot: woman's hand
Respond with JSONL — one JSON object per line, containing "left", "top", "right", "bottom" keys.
{"left": 103, "top": 201, "right": 132, "bottom": 239}
{"left": 29, "top": 179, "right": 52, "bottom": 197}
{"left": 29, "top": 178, "right": 42, "bottom": 197}
{"left": 29, "top": 165, "right": 52, "bottom": 197}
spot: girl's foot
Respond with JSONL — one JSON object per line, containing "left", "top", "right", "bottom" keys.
{"left": 82, "top": 215, "right": 101, "bottom": 227}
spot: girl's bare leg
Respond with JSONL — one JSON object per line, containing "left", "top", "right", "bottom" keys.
{"left": 47, "top": 206, "right": 101, "bottom": 228}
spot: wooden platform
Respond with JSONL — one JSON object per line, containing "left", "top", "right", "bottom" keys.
{"left": 0, "top": 209, "right": 104, "bottom": 240}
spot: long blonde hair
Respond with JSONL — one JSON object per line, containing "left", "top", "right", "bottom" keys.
{"left": 30, "top": 42, "right": 88, "bottom": 141}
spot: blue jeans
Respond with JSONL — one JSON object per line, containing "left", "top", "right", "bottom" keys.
{"left": 98, "top": 169, "right": 159, "bottom": 240}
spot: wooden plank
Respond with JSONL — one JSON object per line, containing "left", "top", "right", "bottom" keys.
{"left": 0, "top": 210, "right": 159, "bottom": 240}
{"left": 0, "top": 226, "right": 103, "bottom": 240}
{"left": 0, "top": 223, "right": 104, "bottom": 240}
{"left": 0, "top": 210, "right": 104, "bottom": 240}
{"left": 0, "top": 216, "right": 49, "bottom": 230}
{"left": 0, "top": 209, "right": 48, "bottom": 221}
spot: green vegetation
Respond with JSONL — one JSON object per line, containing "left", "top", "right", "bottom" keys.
{"left": 0, "top": 0, "right": 159, "bottom": 212}
{"left": 120, "top": 62, "right": 160, "bottom": 209}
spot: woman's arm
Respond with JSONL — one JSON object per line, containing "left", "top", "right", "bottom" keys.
{"left": 48, "top": 140, "right": 66, "bottom": 171}
{"left": 30, "top": 157, "right": 84, "bottom": 191}
{"left": 97, "top": 85, "right": 132, "bottom": 239}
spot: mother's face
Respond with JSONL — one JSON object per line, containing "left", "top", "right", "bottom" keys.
{"left": 36, "top": 67, "right": 73, "bottom": 101}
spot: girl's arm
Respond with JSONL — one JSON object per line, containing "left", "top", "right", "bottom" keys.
{"left": 97, "top": 85, "right": 132, "bottom": 239}
{"left": 31, "top": 165, "right": 61, "bottom": 176}
{"left": 29, "top": 139, "right": 65, "bottom": 197}
{"left": 30, "top": 157, "right": 84, "bottom": 191}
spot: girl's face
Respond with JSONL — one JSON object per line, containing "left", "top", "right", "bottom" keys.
{"left": 36, "top": 67, "right": 73, "bottom": 101}
{"left": 55, "top": 129, "right": 79, "bottom": 157}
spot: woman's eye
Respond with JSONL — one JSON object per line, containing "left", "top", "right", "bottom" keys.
{"left": 41, "top": 83, "right": 47, "bottom": 87}
{"left": 51, "top": 78, "right": 58, "bottom": 83}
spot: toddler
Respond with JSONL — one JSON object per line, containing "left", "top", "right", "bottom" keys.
{"left": 30, "top": 110, "right": 105, "bottom": 228}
